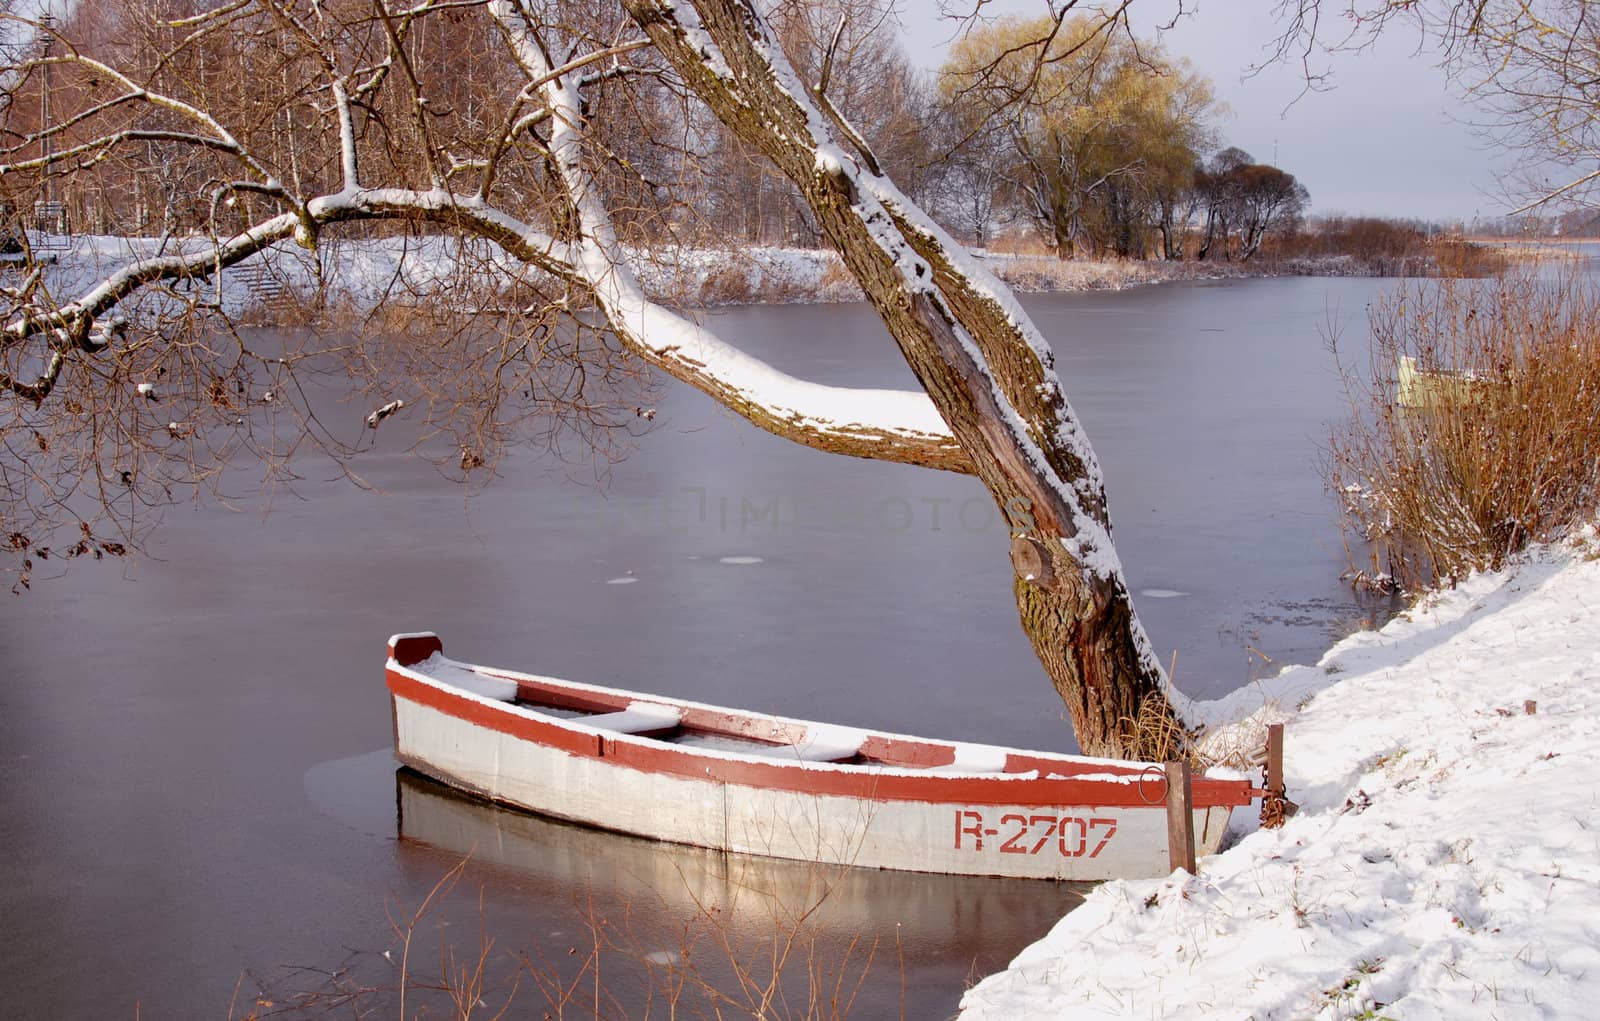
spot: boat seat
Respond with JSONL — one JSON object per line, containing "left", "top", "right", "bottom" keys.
{"left": 582, "top": 702, "right": 682, "bottom": 736}
{"left": 928, "top": 744, "right": 1010, "bottom": 773}
{"left": 789, "top": 725, "right": 868, "bottom": 763}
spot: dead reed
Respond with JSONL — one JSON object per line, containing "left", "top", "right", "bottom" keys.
{"left": 1329, "top": 268, "right": 1600, "bottom": 590}
{"left": 1118, "top": 690, "right": 1195, "bottom": 766}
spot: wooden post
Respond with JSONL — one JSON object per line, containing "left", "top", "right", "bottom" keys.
{"left": 1164, "top": 760, "right": 1196, "bottom": 874}
{"left": 1259, "top": 722, "right": 1298, "bottom": 829}
{"left": 1266, "top": 723, "right": 1284, "bottom": 797}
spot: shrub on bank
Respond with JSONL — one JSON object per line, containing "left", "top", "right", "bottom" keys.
{"left": 1329, "top": 270, "right": 1600, "bottom": 590}
{"left": 1266, "top": 218, "right": 1507, "bottom": 277}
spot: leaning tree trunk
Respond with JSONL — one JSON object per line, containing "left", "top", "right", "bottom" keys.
{"left": 624, "top": 0, "right": 1186, "bottom": 759}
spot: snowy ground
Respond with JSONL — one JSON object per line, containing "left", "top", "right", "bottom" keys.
{"left": 960, "top": 536, "right": 1600, "bottom": 1020}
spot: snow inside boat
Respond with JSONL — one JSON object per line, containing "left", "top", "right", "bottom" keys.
{"left": 386, "top": 632, "right": 1258, "bottom": 881}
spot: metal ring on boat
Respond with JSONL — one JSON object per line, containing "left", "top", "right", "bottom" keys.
{"left": 1136, "top": 764, "right": 1168, "bottom": 805}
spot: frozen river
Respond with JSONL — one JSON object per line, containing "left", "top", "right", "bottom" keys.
{"left": 0, "top": 275, "right": 1400, "bottom": 1018}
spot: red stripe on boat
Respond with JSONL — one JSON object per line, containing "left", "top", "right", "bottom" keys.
{"left": 386, "top": 667, "right": 1254, "bottom": 809}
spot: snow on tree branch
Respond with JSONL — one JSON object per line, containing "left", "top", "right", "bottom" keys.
{"left": 486, "top": 0, "right": 967, "bottom": 469}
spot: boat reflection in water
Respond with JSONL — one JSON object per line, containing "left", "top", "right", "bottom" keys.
{"left": 393, "top": 768, "right": 1087, "bottom": 1017}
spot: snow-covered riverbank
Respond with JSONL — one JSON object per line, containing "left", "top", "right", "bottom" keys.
{"left": 16, "top": 232, "right": 1339, "bottom": 316}
{"left": 960, "top": 538, "right": 1600, "bottom": 1020}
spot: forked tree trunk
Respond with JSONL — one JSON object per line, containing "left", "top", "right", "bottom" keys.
{"left": 624, "top": 0, "right": 1185, "bottom": 759}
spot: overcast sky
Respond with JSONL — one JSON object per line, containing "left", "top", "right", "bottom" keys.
{"left": 900, "top": 0, "right": 1511, "bottom": 223}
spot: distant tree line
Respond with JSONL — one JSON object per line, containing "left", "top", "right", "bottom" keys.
{"left": 1470, "top": 210, "right": 1600, "bottom": 238}
{"left": 3, "top": 3, "right": 1309, "bottom": 262}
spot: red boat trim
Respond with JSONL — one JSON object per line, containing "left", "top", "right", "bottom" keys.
{"left": 386, "top": 666, "right": 1255, "bottom": 809}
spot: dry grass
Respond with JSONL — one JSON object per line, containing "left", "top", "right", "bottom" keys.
{"left": 985, "top": 253, "right": 1255, "bottom": 292}
{"left": 1270, "top": 220, "right": 1508, "bottom": 278}
{"left": 984, "top": 229, "right": 1056, "bottom": 257}
{"left": 637, "top": 248, "right": 864, "bottom": 307}
{"left": 1118, "top": 689, "right": 1195, "bottom": 766}
{"left": 1429, "top": 239, "right": 1510, "bottom": 279}
{"left": 1329, "top": 268, "right": 1600, "bottom": 590}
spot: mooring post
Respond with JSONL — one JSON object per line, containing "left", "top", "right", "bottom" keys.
{"left": 1259, "top": 722, "right": 1298, "bottom": 829}
{"left": 1267, "top": 722, "right": 1284, "bottom": 794}
{"left": 1165, "top": 760, "right": 1196, "bottom": 874}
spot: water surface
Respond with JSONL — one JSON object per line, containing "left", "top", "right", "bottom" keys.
{"left": 0, "top": 275, "right": 1395, "bottom": 1018}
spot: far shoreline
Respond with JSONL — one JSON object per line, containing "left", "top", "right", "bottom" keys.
{"left": 12, "top": 231, "right": 1509, "bottom": 320}
{"left": 670, "top": 245, "right": 1499, "bottom": 310}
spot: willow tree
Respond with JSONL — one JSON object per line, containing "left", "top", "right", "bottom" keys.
{"left": 939, "top": 14, "right": 1219, "bottom": 258}
{"left": 1, "top": 0, "right": 1186, "bottom": 759}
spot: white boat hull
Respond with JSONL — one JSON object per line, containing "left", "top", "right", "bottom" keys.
{"left": 387, "top": 634, "right": 1249, "bottom": 881}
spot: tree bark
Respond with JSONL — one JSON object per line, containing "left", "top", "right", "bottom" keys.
{"left": 623, "top": 0, "right": 1184, "bottom": 759}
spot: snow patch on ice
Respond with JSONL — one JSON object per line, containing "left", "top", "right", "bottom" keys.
{"left": 718, "top": 555, "right": 764, "bottom": 565}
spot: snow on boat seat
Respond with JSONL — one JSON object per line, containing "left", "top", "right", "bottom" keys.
{"left": 928, "top": 742, "right": 1010, "bottom": 774}
{"left": 417, "top": 653, "right": 519, "bottom": 702}
{"left": 581, "top": 702, "right": 682, "bottom": 736}
{"left": 791, "top": 723, "right": 868, "bottom": 763}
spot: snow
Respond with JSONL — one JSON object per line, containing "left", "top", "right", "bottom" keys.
{"left": 410, "top": 652, "right": 517, "bottom": 702}
{"left": 578, "top": 702, "right": 683, "bottom": 736}
{"left": 365, "top": 399, "right": 404, "bottom": 428}
{"left": 584, "top": 243, "right": 951, "bottom": 441}
{"left": 936, "top": 742, "right": 1011, "bottom": 774}
{"left": 960, "top": 538, "right": 1600, "bottom": 1020}
{"left": 793, "top": 722, "right": 869, "bottom": 762}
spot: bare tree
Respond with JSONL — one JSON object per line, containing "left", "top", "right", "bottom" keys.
{"left": 1, "top": 0, "right": 1186, "bottom": 758}
{"left": 1267, "top": 0, "right": 1600, "bottom": 214}
{"left": 931, "top": 111, "right": 1011, "bottom": 246}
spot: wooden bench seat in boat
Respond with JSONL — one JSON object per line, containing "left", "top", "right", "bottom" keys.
{"left": 579, "top": 702, "right": 682, "bottom": 736}
{"left": 927, "top": 743, "right": 1010, "bottom": 773}
{"left": 789, "top": 724, "right": 867, "bottom": 763}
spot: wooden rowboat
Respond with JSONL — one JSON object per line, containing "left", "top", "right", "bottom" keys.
{"left": 386, "top": 632, "right": 1258, "bottom": 881}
